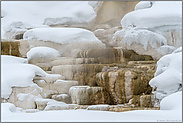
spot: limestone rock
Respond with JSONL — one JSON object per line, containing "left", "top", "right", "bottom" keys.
{"left": 96, "top": 67, "right": 155, "bottom": 105}
{"left": 69, "top": 86, "right": 110, "bottom": 105}
{"left": 77, "top": 48, "right": 153, "bottom": 64}
{"left": 7, "top": 84, "right": 43, "bottom": 109}
{"left": 127, "top": 94, "right": 156, "bottom": 108}
{"left": 34, "top": 79, "right": 78, "bottom": 98}
{"left": 27, "top": 39, "right": 106, "bottom": 57}
{"left": 1, "top": 40, "right": 30, "bottom": 58}
{"left": 51, "top": 94, "right": 71, "bottom": 104}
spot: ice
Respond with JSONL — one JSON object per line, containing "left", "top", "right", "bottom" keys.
{"left": 27, "top": 47, "right": 60, "bottom": 60}
{"left": 23, "top": 27, "right": 101, "bottom": 44}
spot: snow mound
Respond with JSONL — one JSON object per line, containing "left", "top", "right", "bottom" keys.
{"left": 122, "top": 1, "right": 182, "bottom": 28}
{"left": 1, "top": 1, "right": 97, "bottom": 39}
{"left": 160, "top": 91, "right": 182, "bottom": 111}
{"left": 149, "top": 51, "right": 182, "bottom": 100}
{"left": 1, "top": 55, "right": 28, "bottom": 64}
{"left": 23, "top": 27, "right": 101, "bottom": 44}
{"left": 27, "top": 47, "right": 60, "bottom": 60}
{"left": 1, "top": 55, "right": 48, "bottom": 99}
{"left": 134, "top": 1, "right": 154, "bottom": 10}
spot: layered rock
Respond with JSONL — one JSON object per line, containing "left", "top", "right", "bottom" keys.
{"left": 69, "top": 86, "right": 110, "bottom": 105}
{"left": 1, "top": 40, "right": 29, "bottom": 58}
{"left": 96, "top": 61, "right": 156, "bottom": 105}
{"left": 27, "top": 39, "right": 106, "bottom": 57}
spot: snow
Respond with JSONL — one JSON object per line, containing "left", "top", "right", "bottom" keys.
{"left": 1, "top": 1, "right": 97, "bottom": 39}
{"left": 172, "top": 46, "right": 182, "bottom": 54}
{"left": 1, "top": 55, "right": 28, "bottom": 64}
{"left": 26, "top": 47, "right": 60, "bottom": 60}
{"left": 1, "top": 100, "right": 182, "bottom": 122}
{"left": 157, "top": 45, "right": 176, "bottom": 55}
{"left": 134, "top": 1, "right": 154, "bottom": 10}
{"left": 55, "top": 79, "right": 68, "bottom": 83}
{"left": 113, "top": 26, "right": 167, "bottom": 50}
{"left": 149, "top": 51, "right": 182, "bottom": 100}
{"left": 160, "top": 91, "right": 182, "bottom": 111}
{"left": 23, "top": 27, "right": 101, "bottom": 44}
{"left": 121, "top": 1, "right": 182, "bottom": 29}
{"left": 1, "top": 55, "right": 48, "bottom": 99}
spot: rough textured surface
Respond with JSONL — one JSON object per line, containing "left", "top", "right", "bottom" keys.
{"left": 77, "top": 48, "right": 153, "bottom": 64}
{"left": 7, "top": 86, "right": 42, "bottom": 109}
{"left": 27, "top": 39, "right": 106, "bottom": 57}
{"left": 1, "top": 40, "right": 30, "bottom": 58}
{"left": 69, "top": 86, "right": 110, "bottom": 105}
{"left": 96, "top": 62, "right": 156, "bottom": 105}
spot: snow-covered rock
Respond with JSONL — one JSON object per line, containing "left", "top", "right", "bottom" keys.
{"left": 121, "top": 1, "right": 182, "bottom": 29}
{"left": 112, "top": 1, "right": 182, "bottom": 60}
{"left": 24, "top": 28, "right": 101, "bottom": 45}
{"left": 24, "top": 27, "right": 106, "bottom": 57}
{"left": 27, "top": 47, "right": 60, "bottom": 60}
{"left": 1, "top": 1, "right": 97, "bottom": 39}
{"left": 149, "top": 50, "right": 182, "bottom": 100}
{"left": 1, "top": 63, "right": 47, "bottom": 99}
{"left": 44, "top": 100, "right": 69, "bottom": 111}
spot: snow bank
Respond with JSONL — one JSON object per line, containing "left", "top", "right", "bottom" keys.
{"left": 27, "top": 47, "right": 60, "bottom": 60}
{"left": 1, "top": 1, "right": 97, "bottom": 39}
{"left": 149, "top": 51, "right": 182, "bottom": 100}
{"left": 1, "top": 55, "right": 48, "bottom": 99}
{"left": 23, "top": 27, "right": 101, "bottom": 44}
{"left": 160, "top": 91, "right": 182, "bottom": 111}
{"left": 122, "top": 1, "right": 182, "bottom": 28}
